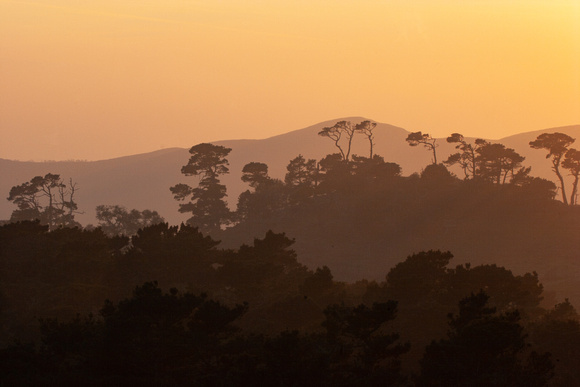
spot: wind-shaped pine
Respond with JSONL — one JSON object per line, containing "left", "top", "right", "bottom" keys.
{"left": 170, "top": 143, "right": 232, "bottom": 235}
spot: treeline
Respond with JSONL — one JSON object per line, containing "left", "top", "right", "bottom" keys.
{"left": 166, "top": 122, "right": 579, "bottom": 237}
{"left": 1, "top": 221, "right": 580, "bottom": 385}
{"left": 4, "top": 122, "right": 579, "bottom": 237}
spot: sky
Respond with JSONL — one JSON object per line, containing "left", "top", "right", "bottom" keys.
{"left": 0, "top": 0, "right": 579, "bottom": 161}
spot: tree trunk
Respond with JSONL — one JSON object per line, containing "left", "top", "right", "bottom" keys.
{"left": 553, "top": 159, "right": 568, "bottom": 205}
{"left": 570, "top": 175, "right": 579, "bottom": 206}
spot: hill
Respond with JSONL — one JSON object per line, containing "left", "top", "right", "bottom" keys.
{"left": 1, "top": 118, "right": 578, "bottom": 226}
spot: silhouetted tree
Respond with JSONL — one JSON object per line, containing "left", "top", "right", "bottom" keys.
{"left": 125, "top": 223, "right": 220, "bottom": 287}
{"left": 418, "top": 291, "right": 553, "bottom": 387}
{"left": 170, "top": 143, "right": 232, "bottom": 234}
{"left": 420, "top": 163, "right": 454, "bottom": 185}
{"left": 476, "top": 142, "right": 528, "bottom": 184}
{"left": 406, "top": 131, "right": 438, "bottom": 164}
{"left": 7, "top": 174, "right": 80, "bottom": 229}
{"left": 355, "top": 120, "right": 377, "bottom": 158}
{"left": 95, "top": 205, "right": 165, "bottom": 236}
{"left": 529, "top": 299, "right": 580, "bottom": 387}
{"left": 236, "top": 179, "right": 286, "bottom": 221}
{"left": 562, "top": 148, "right": 580, "bottom": 205}
{"left": 323, "top": 301, "right": 410, "bottom": 386}
{"left": 237, "top": 162, "right": 286, "bottom": 221}
{"left": 317, "top": 153, "right": 351, "bottom": 192}
{"left": 530, "top": 133, "right": 575, "bottom": 205}
{"left": 319, "top": 121, "right": 358, "bottom": 161}
{"left": 219, "top": 230, "right": 303, "bottom": 289}
{"left": 444, "top": 133, "right": 486, "bottom": 179}
{"left": 300, "top": 266, "right": 334, "bottom": 297}
{"left": 351, "top": 155, "right": 402, "bottom": 182}
{"left": 241, "top": 161, "right": 270, "bottom": 189}
{"left": 285, "top": 155, "right": 318, "bottom": 202}
{"left": 385, "top": 250, "right": 452, "bottom": 304}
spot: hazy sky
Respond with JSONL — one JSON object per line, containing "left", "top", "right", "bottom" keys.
{"left": 1, "top": 0, "right": 579, "bottom": 161}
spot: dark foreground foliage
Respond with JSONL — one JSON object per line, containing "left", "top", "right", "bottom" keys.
{"left": 0, "top": 282, "right": 410, "bottom": 386}
{"left": 1, "top": 222, "right": 575, "bottom": 385}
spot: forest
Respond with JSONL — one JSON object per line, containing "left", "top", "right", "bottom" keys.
{"left": 1, "top": 122, "right": 580, "bottom": 385}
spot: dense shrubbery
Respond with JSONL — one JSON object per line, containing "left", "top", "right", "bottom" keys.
{"left": 1, "top": 221, "right": 579, "bottom": 385}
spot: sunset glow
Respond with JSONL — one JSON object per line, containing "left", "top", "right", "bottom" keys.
{"left": 1, "top": 0, "right": 579, "bottom": 160}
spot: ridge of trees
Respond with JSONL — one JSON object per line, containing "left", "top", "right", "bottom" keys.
{"left": 6, "top": 122, "right": 579, "bottom": 231}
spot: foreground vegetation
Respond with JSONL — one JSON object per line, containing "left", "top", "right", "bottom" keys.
{"left": 1, "top": 221, "right": 580, "bottom": 385}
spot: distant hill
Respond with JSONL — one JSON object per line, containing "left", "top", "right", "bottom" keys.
{"left": 1, "top": 118, "right": 579, "bottom": 226}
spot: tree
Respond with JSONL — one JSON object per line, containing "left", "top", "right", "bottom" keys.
{"left": 476, "top": 142, "right": 528, "bottom": 184}
{"left": 529, "top": 300, "right": 580, "bottom": 387}
{"left": 418, "top": 291, "right": 554, "bottom": 387}
{"left": 530, "top": 133, "right": 575, "bottom": 205}
{"left": 170, "top": 143, "right": 232, "bottom": 234}
{"left": 241, "top": 162, "right": 270, "bottom": 190}
{"left": 355, "top": 120, "right": 377, "bottom": 158}
{"left": 405, "top": 131, "right": 438, "bottom": 164}
{"left": 562, "top": 148, "right": 580, "bottom": 205}
{"left": 322, "top": 301, "right": 410, "bottom": 386}
{"left": 284, "top": 155, "right": 318, "bottom": 202}
{"left": 385, "top": 250, "right": 453, "bottom": 304}
{"left": 237, "top": 162, "right": 286, "bottom": 221}
{"left": 95, "top": 205, "right": 165, "bottom": 236}
{"left": 444, "top": 133, "right": 486, "bottom": 179}
{"left": 7, "top": 173, "right": 80, "bottom": 229}
{"left": 351, "top": 155, "right": 402, "bottom": 185}
{"left": 318, "top": 121, "right": 358, "bottom": 161}
{"left": 285, "top": 155, "right": 317, "bottom": 187}
{"left": 217, "top": 230, "right": 306, "bottom": 292}
{"left": 317, "top": 153, "right": 351, "bottom": 191}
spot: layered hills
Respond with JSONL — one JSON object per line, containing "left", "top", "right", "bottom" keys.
{"left": 2, "top": 117, "right": 579, "bottom": 226}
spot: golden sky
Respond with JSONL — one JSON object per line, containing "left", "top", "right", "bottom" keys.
{"left": 1, "top": 0, "right": 579, "bottom": 161}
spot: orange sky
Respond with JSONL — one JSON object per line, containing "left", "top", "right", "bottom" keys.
{"left": 1, "top": 0, "right": 579, "bottom": 161}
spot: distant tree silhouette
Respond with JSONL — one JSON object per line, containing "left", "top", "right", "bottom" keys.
{"left": 95, "top": 205, "right": 164, "bottom": 236}
{"left": 318, "top": 121, "right": 358, "bottom": 161}
{"left": 236, "top": 180, "right": 286, "bottom": 222}
{"left": 317, "top": 153, "right": 351, "bottom": 192}
{"left": 530, "top": 133, "right": 575, "bottom": 205}
{"left": 476, "top": 142, "right": 528, "bottom": 184}
{"left": 355, "top": 120, "right": 377, "bottom": 158}
{"left": 237, "top": 161, "right": 287, "bottom": 221}
{"left": 285, "top": 155, "right": 318, "bottom": 202}
{"left": 444, "top": 133, "right": 486, "bottom": 179}
{"left": 7, "top": 173, "right": 80, "bottom": 229}
{"left": 420, "top": 163, "right": 454, "bottom": 185}
{"left": 405, "top": 131, "right": 438, "bottom": 164}
{"left": 562, "top": 148, "right": 580, "bottom": 205}
{"left": 170, "top": 143, "right": 232, "bottom": 234}
{"left": 241, "top": 161, "right": 270, "bottom": 189}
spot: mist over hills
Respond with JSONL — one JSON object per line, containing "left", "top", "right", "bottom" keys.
{"left": 2, "top": 118, "right": 579, "bottom": 227}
